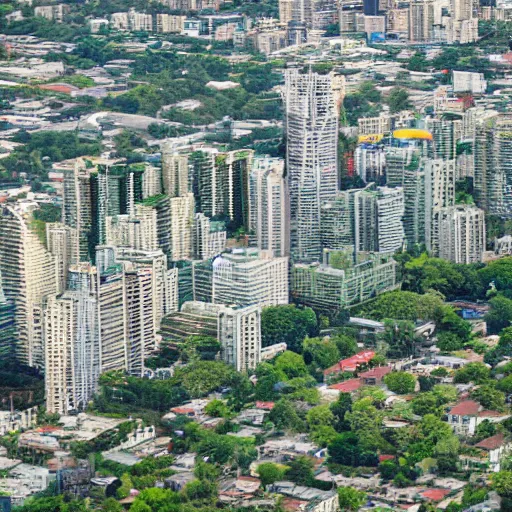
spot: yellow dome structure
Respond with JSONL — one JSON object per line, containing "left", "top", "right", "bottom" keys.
{"left": 392, "top": 129, "right": 433, "bottom": 140}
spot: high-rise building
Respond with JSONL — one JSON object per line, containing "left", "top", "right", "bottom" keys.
{"left": 124, "top": 267, "right": 157, "bottom": 377}
{"left": 112, "top": 246, "right": 179, "bottom": 320}
{"left": 386, "top": 146, "right": 426, "bottom": 247}
{"left": 292, "top": 249, "right": 399, "bottom": 312}
{"left": 46, "top": 223, "right": 79, "bottom": 293}
{"left": 474, "top": 115, "right": 512, "bottom": 216}
{"left": 283, "top": 69, "right": 344, "bottom": 262}
{"left": 169, "top": 193, "right": 195, "bottom": 261}
{"left": 191, "top": 149, "right": 253, "bottom": 230}
{"left": 161, "top": 301, "right": 262, "bottom": 371}
{"left": 425, "top": 117, "right": 463, "bottom": 160}
{"left": 321, "top": 192, "right": 356, "bottom": 252}
{"left": 212, "top": 249, "right": 289, "bottom": 307}
{"left": 424, "top": 159, "right": 456, "bottom": 254}
{"left": 437, "top": 205, "right": 486, "bottom": 263}
{"left": 62, "top": 160, "right": 95, "bottom": 262}
{"left": 0, "top": 271, "right": 15, "bottom": 360}
{"left": 44, "top": 291, "right": 100, "bottom": 414}
{"left": 279, "top": 0, "right": 294, "bottom": 23}
{"left": 364, "top": 0, "right": 378, "bottom": 15}
{"left": 408, "top": 0, "right": 434, "bottom": 42}
{"left": 194, "top": 213, "right": 227, "bottom": 260}
{"left": 136, "top": 195, "right": 171, "bottom": 257}
{"left": 142, "top": 165, "right": 162, "bottom": 199}
{"left": 249, "top": 156, "right": 289, "bottom": 257}
{"left": 0, "top": 205, "right": 57, "bottom": 367}
{"left": 161, "top": 149, "right": 189, "bottom": 198}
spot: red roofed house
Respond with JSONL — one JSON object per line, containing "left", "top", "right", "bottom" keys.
{"left": 255, "top": 401, "right": 275, "bottom": 411}
{"left": 323, "top": 350, "right": 375, "bottom": 379}
{"left": 419, "top": 489, "right": 450, "bottom": 502}
{"left": 448, "top": 400, "right": 511, "bottom": 436}
{"left": 327, "top": 378, "right": 362, "bottom": 394}
{"left": 359, "top": 366, "right": 392, "bottom": 385}
{"left": 474, "top": 433, "right": 512, "bottom": 472}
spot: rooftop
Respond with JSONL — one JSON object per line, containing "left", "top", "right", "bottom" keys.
{"left": 449, "top": 400, "right": 481, "bottom": 416}
{"left": 475, "top": 433, "right": 508, "bottom": 451}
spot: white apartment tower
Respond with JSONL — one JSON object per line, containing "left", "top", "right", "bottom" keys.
{"left": 438, "top": 205, "right": 486, "bottom": 263}
{"left": 250, "top": 156, "right": 289, "bottom": 257}
{"left": 44, "top": 292, "right": 100, "bottom": 414}
{"left": 46, "top": 223, "right": 79, "bottom": 294}
{"left": 424, "top": 159, "right": 456, "bottom": 254}
{"left": 283, "top": 69, "right": 344, "bottom": 262}
{"left": 212, "top": 249, "right": 289, "bottom": 307}
{"left": 194, "top": 213, "right": 227, "bottom": 260}
{"left": 0, "top": 206, "right": 57, "bottom": 368}
{"left": 162, "top": 149, "right": 189, "bottom": 197}
{"left": 169, "top": 193, "right": 195, "bottom": 261}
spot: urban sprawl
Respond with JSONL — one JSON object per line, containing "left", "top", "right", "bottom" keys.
{"left": 2, "top": 0, "right": 512, "bottom": 511}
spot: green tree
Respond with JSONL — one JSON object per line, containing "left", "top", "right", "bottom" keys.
{"left": 302, "top": 337, "right": 340, "bottom": 370}
{"left": 101, "top": 498, "right": 123, "bottom": 512}
{"left": 175, "top": 361, "right": 235, "bottom": 398}
{"left": 471, "top": 385, "right": 506, "bottom": 411}
{"left": 204, "top": 399, "right": 230, "bottom": 418}
{"left": 330, "top": 392, "right": 352, "bottom": 432}
{"left": 432, "top": 384, "right": 458, "bottom": 404}
{"left": 338, "top": 486, "right": 366, "bottom": 511}
{"left": 453, "top": 362, "right": 490, "bottom": 384}
{"left": 379, "top": 319, "right": 421, "bottom": 358}
{"left": 436, "top": 332, "right": 464, "bottom": 352}
{"left": 257, "top": 462, "right": 287, "bottom": 488}
{"left": 331, "top": 333, "right": 358, "bottom": 359}
{"left": 497, "top": 375, "right": 512, "bottom": 395}
{"left": 411, "top": 392, "right": 441, "bottom": 416}
{"left": 485, "top": 295, "right": 512, "bottom": 334}
{"left": 286, "top": 456, "right": 314, "bottom": 486}
{"left": 183, "top": 335, "right": 221, "bottom": 361}
{"left": 268, "top": 399, "right": 305, "bottom": 432}
{"left": 492, "top": 471, "right": 512, "bottom": 498}
{"left": 306, "top": 404, "right": 335, "bottom": 430}
{"left": 274, "top": 351, "right": 308, "bottom": 379}
{"left": 386, "top": 87, "right": 411, "bottom": 113}
{"left": 384, "top": 372, "right": 416, "bottom": 394}
{"left": 261, "top": 305, "right": 317, "bottom": 352}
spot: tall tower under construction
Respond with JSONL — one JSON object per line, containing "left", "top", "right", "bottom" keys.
{"left": 283, "top": 68, "right": 344, "bottom": 263}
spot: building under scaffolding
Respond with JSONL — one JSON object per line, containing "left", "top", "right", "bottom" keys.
{"left": 291, "top": 248, "right": 399, "bottom": 312}
{"left": 283, "top": 68, "right": 344, "bottom": 263}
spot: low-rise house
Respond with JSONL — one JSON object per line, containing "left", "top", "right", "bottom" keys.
{"left": 447, "top": 400, "right": 510, "bottom": 436}
{"left": 258, "top": 437, "right": 321, "bottom": 462}
{"left": 268, "top": 481, "right": 339, "bottom": 512}
{"left": 473, "top": 433, "right": 512, "bottom": 472}
{"left": 323, "top": 350, "right": 375, "bottom": 379}
{"left": 165, "top": 472, "right": 195, "bottom": 491}
{"left": 359, "top": 366, "right": 392, "bottom": 385}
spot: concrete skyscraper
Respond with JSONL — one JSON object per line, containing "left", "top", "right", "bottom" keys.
{"left": 283, "top": 68, "right": 344, "bottom": 262}
{"left": 250, "top": 156, "right": 289, "bottom": 257}
{"left": 438, "top": 205, "right": 486, "bottom": 264}
{"left": 0, "top": 205, "right": 57, "bottom": 367}
{"left": 424, "top": 159, "right": 456, "bottom": 255}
